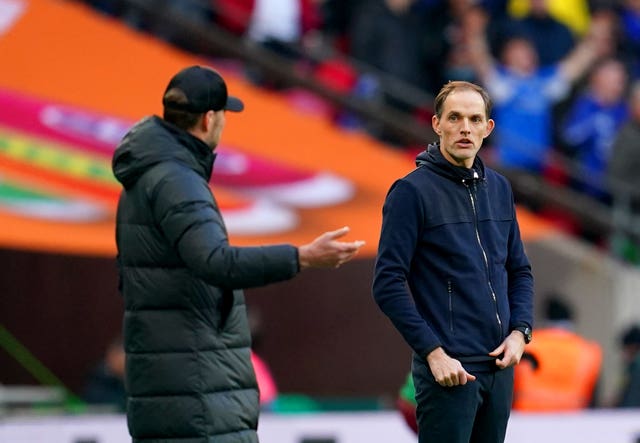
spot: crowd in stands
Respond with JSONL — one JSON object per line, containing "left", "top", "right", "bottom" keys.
{"left": 82, "top": 0, "right": 640, "bottom": 262}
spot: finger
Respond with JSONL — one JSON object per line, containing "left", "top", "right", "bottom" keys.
{"left": 488, "top": 343, "right": 504, "bottom": 356}
{"left": 495, "top": 355, "right": 511, "bottom": 369}
{"left": 336, "top": 243, "right": 359, "bottom": 252}
{"left": 434, "top": 373, "right": 448, "bottom": 387}
{"left": 352, "top": 240, "right": 366, "bottom": 248}
{"left": 459, "top": 370, "right": 477, "bottom": 385}
{"left": 503, "top": 353, "right": 519, "bottom": 367}
{"left": 325, "top": 226, "right": 350, "bottom": 240}
{"left": 334, "top": 243, "right": 364, "bottom": 255}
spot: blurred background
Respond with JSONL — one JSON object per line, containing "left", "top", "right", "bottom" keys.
{"left": 1, "top": 0, "right": 640, "bottom": 442}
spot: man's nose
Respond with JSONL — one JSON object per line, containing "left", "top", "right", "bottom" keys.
{"left": 460, "top": 119, "right": 471, "bottom": 133}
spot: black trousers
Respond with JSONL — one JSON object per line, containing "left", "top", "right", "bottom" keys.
{"left": 412, "top": 354, "right": 514, "bottom": 443}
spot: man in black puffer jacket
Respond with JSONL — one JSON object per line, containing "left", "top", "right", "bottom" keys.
{"left": 112, "top": 65, "right": 364, "bottom": 443}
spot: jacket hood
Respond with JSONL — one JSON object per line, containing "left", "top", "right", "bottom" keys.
{"left": 112, "top": 116, "right": 214, "bottom": 189}
{"left": 415, "top": 143, "right": 485, "bottom": 182}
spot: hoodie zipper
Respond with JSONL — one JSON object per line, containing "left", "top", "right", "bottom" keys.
{"left": 464, "top": 172, "right": 502, "bottom": 338}
{"left": 447, "top": 279, "right": 454, "bottom": 332}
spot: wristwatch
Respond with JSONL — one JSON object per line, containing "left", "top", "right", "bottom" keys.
{"left": 513, "top": 326, "right": 533, "bottom": 344}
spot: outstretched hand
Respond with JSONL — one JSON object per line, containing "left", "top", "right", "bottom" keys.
{"left": 298, "top": 226, "right": 365, "bottom": 270}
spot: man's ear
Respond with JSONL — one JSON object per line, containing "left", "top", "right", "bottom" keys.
{"left": 432, "top": 114, "right": 441, "bottom": 135}
{"left": 484, "top": 118, "right": 495, "bottom": 138}
{"left": 201, "top": 110, "right": 215, "bottom": 132}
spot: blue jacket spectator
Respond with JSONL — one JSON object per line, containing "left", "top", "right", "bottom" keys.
{"left": 560, "top": 59, "right": 629, "bottom": 200}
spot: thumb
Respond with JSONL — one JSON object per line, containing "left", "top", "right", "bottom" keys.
{"left": 466, "top": 372, "right": 477, "bottom": 382}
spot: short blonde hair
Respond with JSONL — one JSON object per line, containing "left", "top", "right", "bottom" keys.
{"left": 434, "top": 81, "right": 492, "bottom": 120}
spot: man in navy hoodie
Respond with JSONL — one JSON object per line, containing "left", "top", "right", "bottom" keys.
{"left": 373, "top": 80, "right": 534, "bottom": 443}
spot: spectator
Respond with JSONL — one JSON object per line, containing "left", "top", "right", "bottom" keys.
{"left": 512, "top": 295, "right": 603, "bottom": 411}
{"left": 615, "top": 324, "right": 640, "bottom": 407}
{"left": 465, "top": 7, "right": 614, "bottom": 173}
{"left": 559, "top": 58, "right": 629, "bottom": 201}
{"left": 242, "top": 0, "right": 323, "bottom": 89}
{"left": 421, "top": 0, "right": 486, "bottom": 94}
{"left": 348, "top": 0, "right": 430, "bottom": 111}
{"left": 316, "top": 0, "right": 362, "bottom": 53}
{"left": 607, "top": 80, "right": 640, "bottom": 263}
{"left": 123, "top": 0, "right": 213, "bottom": 49}
{"left": 82, "top": 336, "right": 126, "bottom": 412}
{"left": 489, "top": 0, "right": 576, "bottom": 67}
{"left": 245, "top": 0, "right": 321, "bottom": 48}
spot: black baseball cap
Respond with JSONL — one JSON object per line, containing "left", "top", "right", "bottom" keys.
{"left": 162, "top": 65, "right": 244, "bottom": 113}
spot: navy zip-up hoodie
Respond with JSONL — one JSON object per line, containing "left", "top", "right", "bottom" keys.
{"left": 373, "top": 144, "right": 533, "bottom": 371}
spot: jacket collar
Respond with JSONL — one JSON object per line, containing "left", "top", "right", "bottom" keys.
{"left": 415, "top": 142, "right": 485, "bottom": 183}
{"left": 113, "top": 116, "right": 215, "bottom": 188}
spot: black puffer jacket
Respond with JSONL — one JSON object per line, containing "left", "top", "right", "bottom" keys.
{"left": 112, "top": 116, "right": 299, "bottom": 443}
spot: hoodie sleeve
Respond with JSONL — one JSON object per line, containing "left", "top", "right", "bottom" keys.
{"left": 372, "top": 179, "right": 442, "bottom": 358}
{"left": 147, "top": 162, "right": 299, "bottom": 289}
